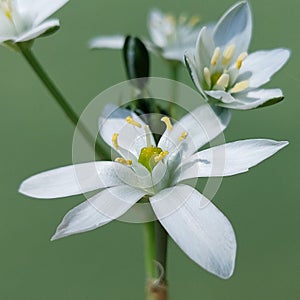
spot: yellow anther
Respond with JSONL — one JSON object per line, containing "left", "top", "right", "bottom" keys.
{"left": 126, "top": 116, "right": 142, "bottom": 128}
{"left": 211, "top": 47, "right": 220, "bottom": 66}
{"left": 161, "top": 116, "right": 173, "bottom": 131}
{"left": 230, "top": 80, "right": 249, "bottom": 93}
{"left": 112, "top": 133, "right": 119, "bottom": 149}
{"left": 203, "top": 67, "right": 211, "bottom": 87}
{"left": 115, "top": 157, "right": 132, "bottom": 166}
{"left": 154, "top": 151, "right": 169, "bottom": 163}
{"left": 222, "top": 44, "right": 236, "bottom": 66}
{"left": 165, "top": 14, "right": 176, "bottom": 25}
{"left": 179, "top": 13, "right": 187, "bottom": 24}
{"left": 1, "top": 0, "right": 12, "bottom": 20}
{"left": 5, "top": 8, "right": 12, "bottom": 20}
{"left": 215, "top": 73, "right": 230, "bottom": 89}
{"left": 189, "top": 15, "right": 200, "bottom": 26}
{"left": 179, "top": 131, "right": 188, "bottom": 142}
{"left": 236, "top": 52, "right": 248, "bottom": 69}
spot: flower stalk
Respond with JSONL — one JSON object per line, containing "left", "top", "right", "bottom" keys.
{"left": 144, "top": 221, "right": 168, "bottom": 300}
{"left": 144, "top": 221, "right": 156, "bottom": 279}
{"left": 17, "top": 42, "right": 106, "bottom": 159}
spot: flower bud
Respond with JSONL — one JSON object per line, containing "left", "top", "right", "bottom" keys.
{"left": 123, "top": 36, "right": 150, "bottom": 90}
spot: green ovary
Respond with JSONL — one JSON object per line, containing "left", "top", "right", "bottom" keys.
{"left": 211, "top": 72, "right": 222, "bottom": 87}
{"left": 138, "top": 146, "right": 162, "bottom": 172}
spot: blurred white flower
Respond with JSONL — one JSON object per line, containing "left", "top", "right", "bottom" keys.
{"left": 89, "top": 8, "right": 202, "bottom": 62}
{"left": 185, "top": 1, "right": 290, "bottom": 109}
{"left": 19, "top": 105, "right": 287, "bottom": 279}
{"left": 0, "top": 0, "right": 68, "bottom": 45}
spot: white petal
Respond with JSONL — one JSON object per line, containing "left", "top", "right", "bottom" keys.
{"left": 184, "top": 50, "right": 207, "bottom": 98}
{"left": 238, "top": 49, "right": 291, "bottom": 88}
{"left": 158, "top": 104, "right": 231, "bottom": 160}
{"left": 150, "top": 185, "right": 236, "bottom": 279}
{"left": 174, "top": 139, "right": 288, "bottom": 182}
{"left": 51, "top": 185, "right": 146, "bottom": 240}
{"left": 15, "top": 19, "right": 59, "bottom": 42}
{"left": 19, "top": 161, "right": 136, "bottom": 199}
{"left": 0, "top": 10, "right": 16, "bottom": 39}
{"left": 99, "top": 104, "right": 155, "bottom": 157}
{"left": 219, "top": 88, "right": 284, "bottom": 110}
{"left": 195, "top": 26, "right": 215, "bottom": 70}
{"left": 89, "top": 35, "right": 125, "bottom": 50}
{"left": 148, "top": 8, "right": 168, "bottom": 48}
{"left": 17, "top": 0, "right": 69, "bottom": 26}
{"left": 162, "top": 28, "right": 200, "bottom": 62}
{"left": 205, "top": 90, "right": 236, "bottom": 103}
{"left": 213, "top": 1, "right": 252, "bottom": 55}
{"left": 162, "top": 46, "right": 185, "bottom": 62}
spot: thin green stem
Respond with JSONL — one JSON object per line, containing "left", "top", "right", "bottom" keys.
{"left": 144, "top": 221, "right": 156, "bottom": 279}
{"left": 17, "top": 43, "right": 105, "bottom": 159}
{"left": 155, "top": 222, "right": 168, "bottom": 284}
{"left": 144, "top": 221, "right": 168, "bottom": 300}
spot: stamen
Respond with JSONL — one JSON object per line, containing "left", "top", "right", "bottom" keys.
{"left": 126, "top": 116, "right": 142, "bottom": 128}
{"left": 211, "top": 47, "right": 220, "bottom": 66}
{"left": 165, "top": 14, "right": 176, "bottom": 25}
{"left": 179, "top": 131, "right": 188, "bottom": 141}
{"left": 188, "top": 15, "right": 200, "bottom": 26}
{"left": 222, "top": 44, "right": 236, "bottom": 66}
{"left": 112, "top": 133, "right": 119, "bottom": 149}
{"left": 230, "top": 80, "right": 249, "bottom": 93}
{"left": 215, "top": 73, "right": 229, "bottom": 89}
{"left": 1, "top": 0, "right": 12, "bottom": 20}
{"left": 236, "top": 52, "right": 248, "bottom": 69}
{"left": 144, "top": 125, "right": 152, "bottom": 147}
{"left": 154, "top": 151, "right": 169, "bottom": 163}
{"left": 179, "top": 13, "right": 187, "bottom": 24}
{"left": 115, "top": 157, "right": 132, "bottom": 166}
{"left": 161, "top": 117, "right": 173, "bottom": 131}
{"left": 203, "top": 67, "right": 211, "bottom": 87}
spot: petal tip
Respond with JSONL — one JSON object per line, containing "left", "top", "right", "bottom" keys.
{"left": 279, "top": 140, "right": 289, "bottom": 148}
{"left": 50, "top": 234, "right": 60, "bottom": 241}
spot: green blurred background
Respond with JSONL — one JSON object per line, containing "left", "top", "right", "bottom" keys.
{"left": 0, "top": 0, "right": 299, "bottom": 299}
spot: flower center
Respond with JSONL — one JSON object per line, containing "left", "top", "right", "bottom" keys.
{"left": 0, "top": 0, "right": 13, "bottom": 21}
{"left": 138, "top": 146, "right": 165, "bottom": 172}
{"left": 154, "top": 13, "right": 200, "bottom": 43}
{"left": 137, "top": 122, "right": 169, "bottom": 172}
{"left": 203, "top": 44, "right": 249, "bottom": 94}
{"left": 113, "top": 116, "right": 188, "bottom": 172}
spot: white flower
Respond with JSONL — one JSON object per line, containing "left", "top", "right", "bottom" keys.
{"left": 19, "top": 104, "right": 288, "bottom": 279}
{"left": 89, "top": 8, "right": 202, "bottom": 62}
{"left": 0, "top": 0, "right": 68, "bottom": 45}
{"left": 184, "top": 1, "right": 290, "bottom": 110}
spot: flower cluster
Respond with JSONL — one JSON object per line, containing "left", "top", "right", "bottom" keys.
{"left": 6, "top": 0, "right": 290, "bottom": 283}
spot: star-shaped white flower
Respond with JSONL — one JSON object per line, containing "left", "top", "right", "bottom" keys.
{"left": 89, "top": 8, "right": 202, "bottom": 62}
{"left": 19, "top": 104, "right": 288, "bottom": 279}
{"left": 184, "top": 1, "right": 290, "bottom": 110}
{"left": 0, "top": 0, "right": 68, "bottom": 45}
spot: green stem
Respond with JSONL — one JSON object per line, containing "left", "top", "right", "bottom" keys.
{"left": 144, "top": 221, "right": 168, "bottom": 300}
{"left": 144, "top": 221, "right": 156, "bottom": 279}
{"left": 17, "top": 43, "right": 105, "bottom": 159}
{"left": 155, "top": 222, "right": 168, "bottom": 284}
